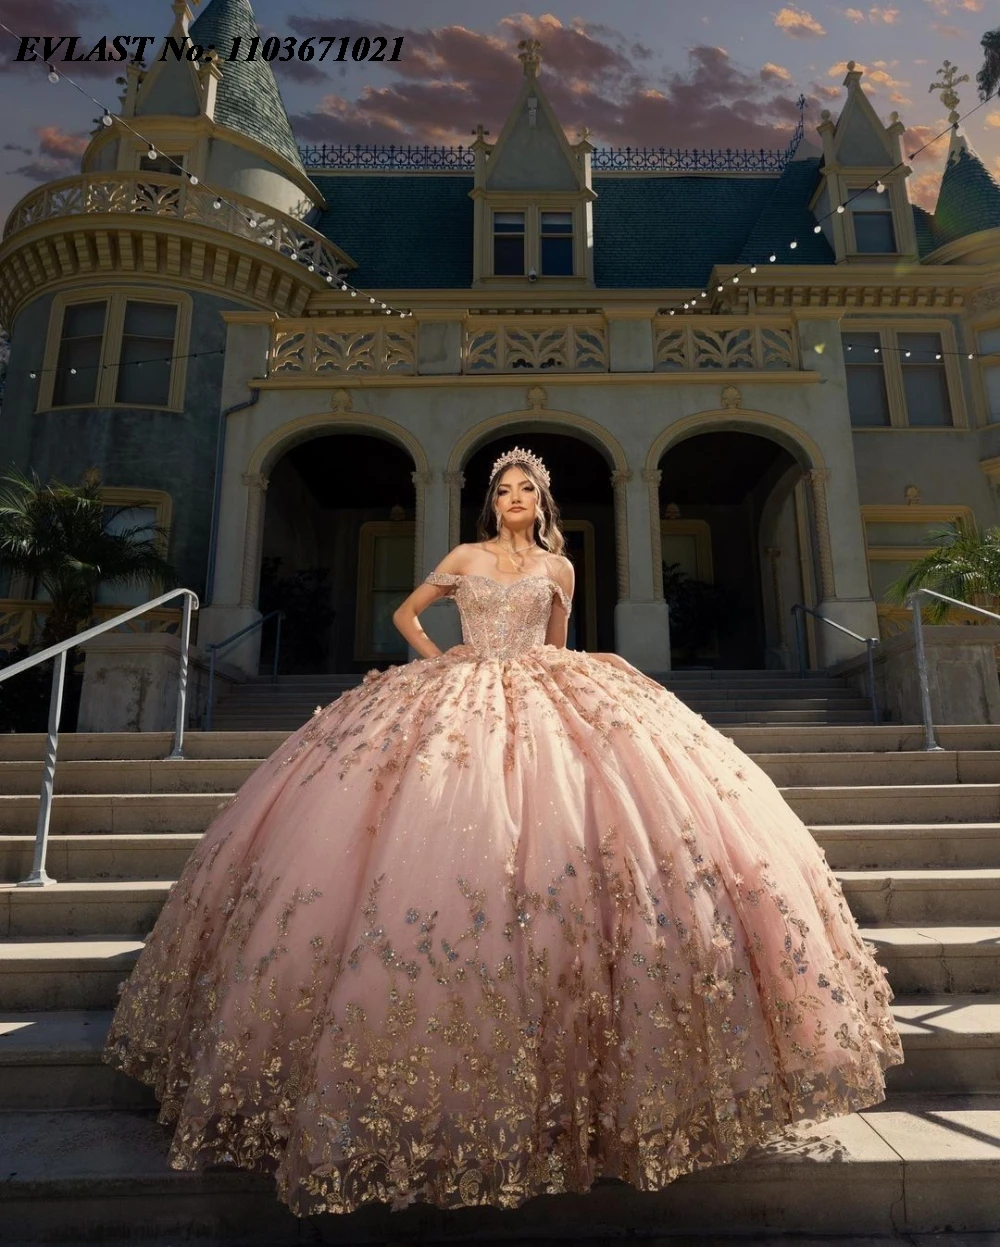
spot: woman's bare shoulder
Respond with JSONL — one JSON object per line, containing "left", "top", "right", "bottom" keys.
{"left": 436, "top": 543, "right": 482, "bottom": 573}
{"left": 547, "top": 553, "right": 575, "bottom": 588}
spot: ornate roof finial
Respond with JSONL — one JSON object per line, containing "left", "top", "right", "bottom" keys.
{"left": 930, "top": 59, "right": 969, "bottom": 126}
{"left": 517, "top": 38, "right": 542, "bottom": 77}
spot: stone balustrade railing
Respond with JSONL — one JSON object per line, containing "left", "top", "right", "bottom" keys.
{"left": 265, "top": 315, "right": 801, "bottom": 378}
{"left": 2, "top": 172, "right": 344, "bottom": 277}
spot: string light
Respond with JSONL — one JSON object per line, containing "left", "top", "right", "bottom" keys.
{"left": 842, "top": 341, "right": 1000, "bottom": 362}
{"left": 21, "top": 347, "right": 227, "bottom": 384}
{"left": 0, "top": 21, "right": 414, "bottom": 319}
{"left": 675, "top": 80, "right": 1000, "bottom": 314}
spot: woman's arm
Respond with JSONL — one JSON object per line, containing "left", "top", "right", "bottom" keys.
{"left": 392, "top": 547, "right": 468, "bottom": 659}
{"left": 544, "top": 556, "right": 575, "bottom": 648}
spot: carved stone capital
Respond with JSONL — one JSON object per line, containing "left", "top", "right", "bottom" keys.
{"left": 611, "top": 469, "right": 633, "bottom": 489}
{"left": 641, "top": 468, "right": 662, "bottom": 487}
{"left": 331, "top": 387, "right": 353, "bottom": 412}
{"left": 526, "top": 384, "right": 547, "bottom": 410}
{"left": 444, "top": 470, "right": 466, "bottom": 489}
{"left": 242, "top": 472, "right": 269, "bottom": 493}
{"left": 411, "top": 469, "right": 434, "bottom": 488}
{"left": 721, "top": 383, "right": 742, "bottom": 410}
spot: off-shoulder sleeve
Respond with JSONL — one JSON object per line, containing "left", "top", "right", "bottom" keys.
{"left": 552, "top": 580, "right": 572, "bottom": 616}
{"left": 425, "top": 572, "right": 460, "bottom": 594}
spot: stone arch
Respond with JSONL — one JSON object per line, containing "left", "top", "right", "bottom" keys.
{"left": 447, "top": 407, "right": 628, "bottom": 476}
{"left": 246, "top": 409, "right": 429, "bottom": 479}
{"left": 237, "top": 410, "right": 430, "bottom": 639}
{"left": 645, "top": 408, "right": 827, "bottom": 476}
{"left": 646, "top": 409, "right": 836, "bottom": 650}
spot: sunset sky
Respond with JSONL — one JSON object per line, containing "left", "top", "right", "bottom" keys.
{"left": 0, "top": 0, "right": 997, "bottom": 226}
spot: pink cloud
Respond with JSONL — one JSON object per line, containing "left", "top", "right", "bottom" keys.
{"left": 7, "top": 124, "right": 88, "bottom": 184}
{"left": 288, "top": 21, "right": 817, "bottom": 153}
{"left": 773, "top": 7, "right": 827, "bottom": 37}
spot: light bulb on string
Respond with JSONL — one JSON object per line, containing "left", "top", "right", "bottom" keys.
{"left": 789, "top": 240, "right": 798, "bottom": 249}
{"left": 307, "top": 263, "right": 315, "bottom": 272}
{"left": 750, "top": 265, "right": 757, "bottom": 274}
{"left": 716, "top": 284, "right": 724, "bottom": 292}
{"left": 189, "top": 174, "right": 199, "bottom": 186}
{"left": 47, "top": 66, "right": 59, "bottom": 83}
{"left": 836, "top": 204, "right": 845, "bottom": 214}
{"left": 370, "top": 297, "right": 376, "bottom": 304}
{"left": 935, "top": 352, "right": 942, "bottom": 360}
{"left": 326, "top": 274, "right": 333, "bottom": 283}
{"left": 732, "top": 275, "right": 739, "bottom": 283}
{"left": 101, "top": 112, "right": 112, "bottom": 128}
{"left": 148, "top": 148, "right": 157, "bottom": 160}
{"left": 769, "top": 253, "right": 776, "bottom": 262}
{"left": 813, "top": 224, "right": 822, "bottom": 233}
{"left": 351, "top": 291, "right": 357, "bottom": 298}
{"left": 969, "top": 353, "right": 975, "bottom": 359}
{"left": 876, "top": 180, "right": 885, "bottom": 193}
{"left": 905, "top": 350, "right": 911, "bottom": 357}
{"left": 212, "top": 198, "right": 222, "bottom": 210}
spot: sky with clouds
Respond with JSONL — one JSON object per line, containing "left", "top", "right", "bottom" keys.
{"left": 0, "top": 0, "right": 997, "bottom": 227}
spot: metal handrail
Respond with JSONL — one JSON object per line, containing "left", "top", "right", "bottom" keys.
{"left": 0, "top": 588, "right": 199, "bottom": 887}
{"left": 203, "top": 610, "right": 284, "bottom": 732}
{"left": 906, "top": 588, "right": 1000, "bottom": 752}
{"left": 791, "top": 603, "right": 880, "bottom": 725}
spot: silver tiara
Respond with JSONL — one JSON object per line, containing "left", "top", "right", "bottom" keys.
{"left": 490, "top": 446, "right": 550, "bottom": 488}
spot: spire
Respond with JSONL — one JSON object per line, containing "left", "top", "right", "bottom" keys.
{"left": 929, "top": 59, "right": 972, "bottom": 164}
{"left": 189, "top": 0, "right": 303, "bottom": 171}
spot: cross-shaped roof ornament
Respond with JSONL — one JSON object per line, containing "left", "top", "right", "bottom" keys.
{"left": 517, "top": 39, "right": 542, "bottom": 77}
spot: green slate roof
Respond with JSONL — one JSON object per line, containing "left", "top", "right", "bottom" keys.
{"left": 190, "top": 0, "right": 303, "bottom": 171}
{"left": 931, "top": 146, "right": 1000, "bottom": 250}
{"left": 312, "top": 161, "right": 839, "bottom": 290}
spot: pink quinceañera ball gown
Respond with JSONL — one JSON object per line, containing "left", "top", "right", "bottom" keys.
{"left": 105, "top": 570, "right": 903, "bottom": 1216}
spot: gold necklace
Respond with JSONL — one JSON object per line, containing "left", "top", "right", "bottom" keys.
{"left": 496, "top": 538, "right": 536, "bottom": 574}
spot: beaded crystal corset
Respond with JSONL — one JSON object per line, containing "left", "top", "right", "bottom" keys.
{"left": 425, "top": 572, "right": 571, "bottom": 660}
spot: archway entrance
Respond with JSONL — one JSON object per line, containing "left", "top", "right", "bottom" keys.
{"left": 461, "top": 432, "right": 616, "bottom": 651}
{"left": 657, "top": 430, "right": 813, "bottom": 669}
{"left": 259, "top": 433, "right": 415, "bottom": 673}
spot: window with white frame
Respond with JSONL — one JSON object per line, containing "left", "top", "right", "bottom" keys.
{"left": 493, "top": 211, "right": 525, "bottom": 276}
{"left": 52, "top": 301, "right": 107, "bottom": 407}
{"left": 843, "top": 331, "right": 890, "bottom": 426}
{"left": 898, "top": 332, "right": 952, "bottom": 426}
{"left": 978, "top": 325, "right": 1000, "bottom": 423}
{"left": 41, "top": 291, "right": 189, "bottom": 412}
{"left": 540, "top": 211, "right": 574, "bottom": 275}
{"left": 849, "top": 188, "right": 896, "bottom": 253}
{"left": 842, "top": 327, "right": 957, "bottom": 428}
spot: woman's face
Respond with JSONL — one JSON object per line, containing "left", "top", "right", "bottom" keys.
{"left": 495, "top": 467, "right": 538, "bottom": 533}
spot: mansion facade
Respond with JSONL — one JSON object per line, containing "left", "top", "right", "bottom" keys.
{"left": 2, "top": 0, "right": 1000, "bottom": 677}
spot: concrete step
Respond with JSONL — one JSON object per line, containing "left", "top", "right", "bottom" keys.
{"left": 3, "top": 826, "right": 999, "bottom": 887}
{"left": 210, "top": 710, "right": 877, "bottom": 731}
{"left": 816, "top": 824, "right": 1000, "bottom": 870}
{"left": 2, "top": 785, "right": 998, "bottom": 836}
{"left": 3, "top": 866, "right": 998, "bottom": 937}
{"left": 2, "top": 998, "right": 996, "bottom": 1113}
{"left": 838, "top": 869, "right": 1000, "bottom": 923}
{"left": 6, "top": 749, "right": 998, "bottom": 797}
{"left": 0, "top": 1099, "right": 998, "bottom": 1239}
{"left": 864, "top": 925, "right": 1000, "bottom": 993}
{"left": 782, "top": 784, "right": 1000, "bottom": 825}
{"left": 4, "top": 926, "right": 999, "bottom": 1010}
{"left": 0, "top": 834, "right": 199, "bottom": 883}
{"left": 680, "top": 699, "right": 873, "bottom": 712}
{"left": 0, "top": 882, "right": 172, "bottom": 937}
{"left": 5, "top": 725, "right": 1000, "bottom": 764}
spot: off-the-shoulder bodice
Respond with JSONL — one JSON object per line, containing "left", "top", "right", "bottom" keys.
{"left": 426, "top": 572, "right": 570, "bottom": 660}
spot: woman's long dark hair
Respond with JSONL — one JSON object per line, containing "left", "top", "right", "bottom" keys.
{"left": 476, "top": 458, "right": 565, "bottom": 555}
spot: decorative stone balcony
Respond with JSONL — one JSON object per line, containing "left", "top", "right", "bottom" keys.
{"left": 0, "top": 172, "right": 346, "bottom": 324}
{"left": 263, "top": 314, "right": 804, "bottom": 380}
{"left": 653, "top": 317, "right": 798, "bottom": 370}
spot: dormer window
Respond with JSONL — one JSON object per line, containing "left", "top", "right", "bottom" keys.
{"left": 493, "top": 212, "right": 525, "bottom": 276}
{"left": 849, "top": 188, "right": 896, "bottom": 253}
{"left": 541, "top": 211, "right": 573, "bottom": 275}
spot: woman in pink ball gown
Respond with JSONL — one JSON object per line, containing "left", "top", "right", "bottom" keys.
{"left": 105, "top": 447, "right": 902, "bottom": 1216}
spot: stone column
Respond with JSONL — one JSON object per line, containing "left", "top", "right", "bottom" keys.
{"left": 420, "top": 468, "right": 462, "bottom": 652}
{"left": 611, "top": 468, "right": 672, "bottom": 672}
{"left": 612, "top": 469, "right": 631, "bottom": 601}
{"left": 239, "top": 472, "right": 268, "bottom": 608}
{"left": 642, "top": 468, "right": 664, "bottom": 602}
{"left": 411, "top": 469, "right": 433, "bottom": 585}
{"left": 446, "top": 470, "right": 465, "bottom": 550}
{"left": 806, "top": 468, "right": 836, "bottom": 600}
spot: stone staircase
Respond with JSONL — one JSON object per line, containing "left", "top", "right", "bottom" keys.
{"left": 1, "top": 714, "right": 999, "bottom": 1241}
{"left": 211, "top": 669, "right": 874, "bottom": 731}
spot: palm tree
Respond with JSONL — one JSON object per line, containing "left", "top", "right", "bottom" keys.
{"left": 0, "top": 468, "right": 177, "bottom": 646}
{"left": 884, "top": 518, "right": 1000, "bottom": 623}
{"left": 978, "top": 24, "right": 1000, "bottom": 101}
